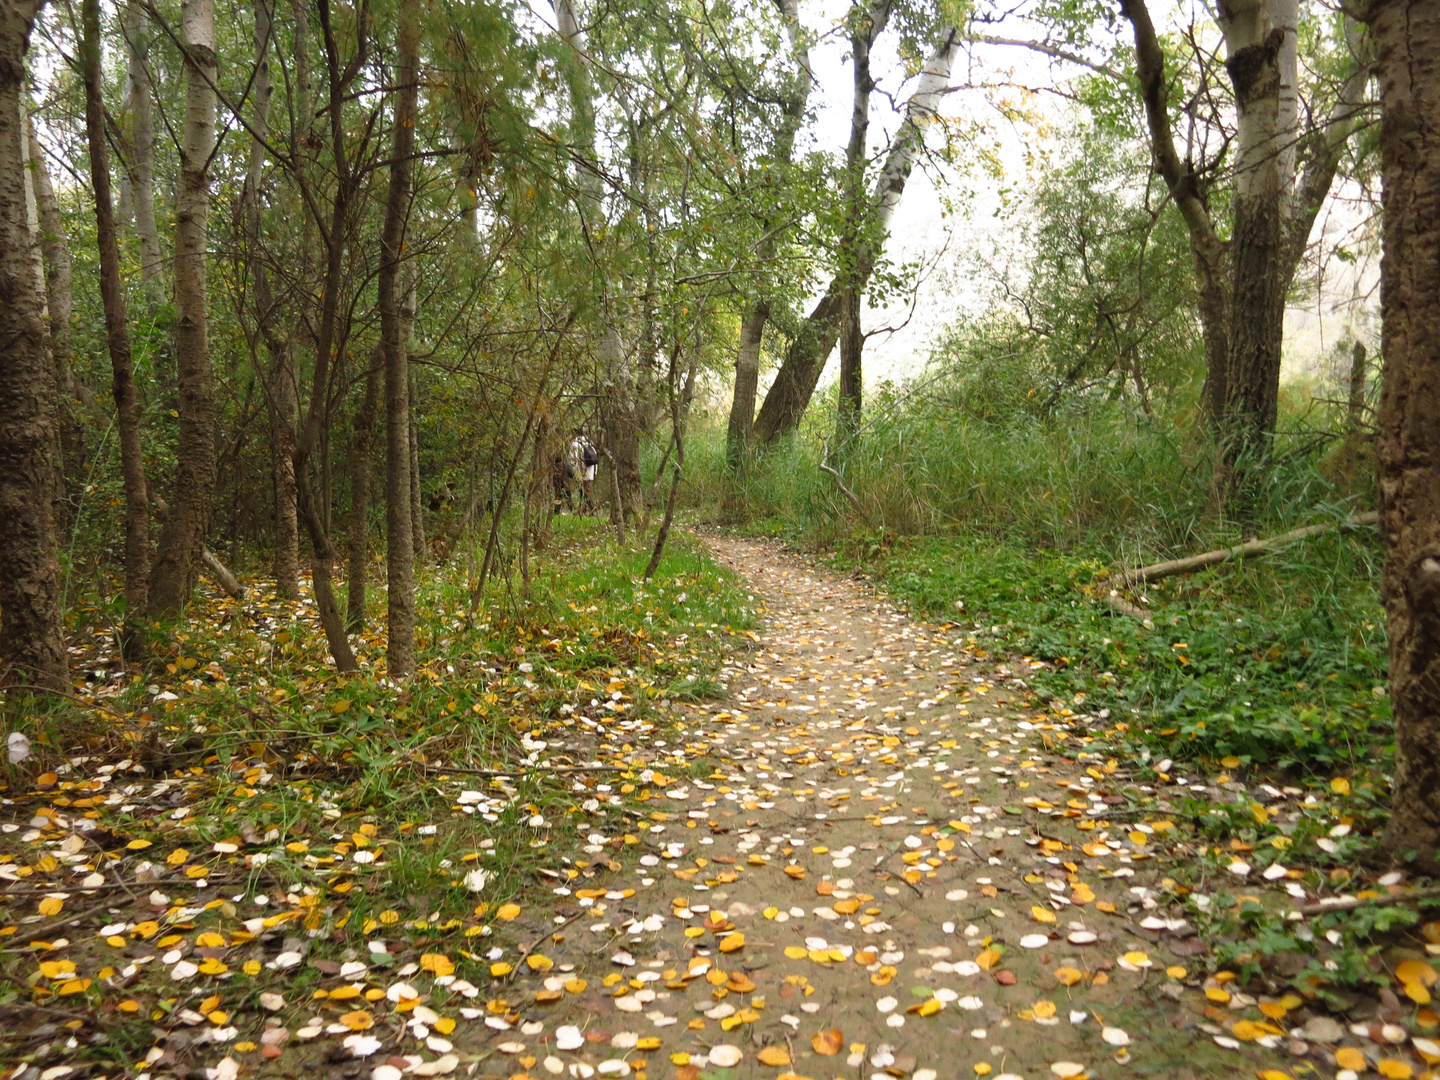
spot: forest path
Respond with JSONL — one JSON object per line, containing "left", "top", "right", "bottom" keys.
{"left": 455, "top": 533, "right": 1274, "bottom": 1080}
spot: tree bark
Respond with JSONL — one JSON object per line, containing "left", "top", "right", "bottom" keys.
{"left": 82, "top": 0, "right": 151, "bottom": 659}
{"left": 836, "top": 286, "right": 863, "bottom": 441}
{"left": 409, "top": 370, "right": 425, "bottom": 564}
{"left": 1370, "top": 0, "right": 1440, "bottom": 872}
{"left": 1347, "top": 340, "right": 1368, "bottom": 432}
{"left": 122, "top": 0, "right": 163, "bottom": 297}
{"left": 752, "top": 23, "right": 959, "bottom": 444}
{"left": 1219, "top": 2, "right": 1291, "bottom": 464}
{"left": 346, "top": 352, "right": 379, "bottom": 631}
{"left": 381, "top": 1, "right": 419, "bottom": 679}
{"left": 25, "top": 128, "right": 71, "bottom": 408}
{"left": 148, "top": 0, "right": 217, "bottom": 617}
{"left": 0, "top": 0, "right": 67, "bottom": 691}
{"left": 727, "top": 300, "right": 769, "bottom": 467}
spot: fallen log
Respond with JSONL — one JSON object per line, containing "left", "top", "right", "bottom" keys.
{"left": 1099, "top": 512, "right": 1378, "bottom": 623}
{"left": 201, "top": 548, "right": 245, "bottom": 600}
{"left": 1110, "top": 511, "right": 1378, "bottom": 590}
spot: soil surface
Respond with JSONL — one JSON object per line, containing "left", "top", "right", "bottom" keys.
{"left": 433, "top": 535, "right": 1272, "bottom": 1080}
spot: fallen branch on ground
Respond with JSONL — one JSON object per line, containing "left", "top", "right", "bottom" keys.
{"left": 1100, "top": 511, "right": 1379, "bottom": 622}
{"left": 1294, "top": 885, "right": 1440, "bottom": 916}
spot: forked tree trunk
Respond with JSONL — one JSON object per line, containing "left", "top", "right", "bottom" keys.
{"left": 1371, "top": 0, "right": 1440, "bottom": 872}
{"left": 0, "top": 0, "right": 68, "bottom": 690}
{"left": 381, "top": 1, "right": 419, "bottom": 678}
{"left": 148, "top": 0, "right": 217, "bottom": 617}
{"left": 752, "top": 24, "right": 959, "bottom": 445}
{"left": 82, "top": 0, "right": 151, "bottom": 658}
{"left": 122, "top": 0, "right": 163, "bottom": 297}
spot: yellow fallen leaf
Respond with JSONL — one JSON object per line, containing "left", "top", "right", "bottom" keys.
{"left": 719, "top": 932, "right": 745, "bottom": 953}
{"left": 497, "top": 903, "right": 521, "bottom": 920}
{"left": 433, "top": 1017, "right": 456, "bottom": 1035}
{"left": 784, "top": 946, "right": 808, "bottom": 960}
{"left": 1399, "top": 960, "right": 1439, "bottom": 987}
{"left": 37, "top": 897, "right": 62, "bottom": 916}
{"left": 1377, "top": 1060, "right": 1413, "bottom": 1079}
{"left": 340, "top": 1010, "right": 373, "bottom": 1031}
{"left": 917, "top": 998, "right": 943, "bottom": 1017}
{"left": 1259, "top": 1001, "right": 1289, "bottom": 1020}
{"left": 1331, "top": 777, "right": 1351, "bottom": 796}
{"left": 812, "top": 1028, "right": 843, "bottom": 1056}
{"left": 1205, "top": 987, "right": 1232, "bottom": 1004}
{"left": 1166, "top": 966, "right": 1187, "bottom": 979}
{"left": 1334, "top": 1048, "right": 1365, "bottom": 1071}
{"left": 57, "top": 978, "right": 92, "bottom": 996}
{"left": 196, "top": 932, "right": 226, "bottom": 948}
{"left": 1033, "top": 1000, "right": 1057, "bottom": 1019}
{"left": 330, "top": 986, "right": 362, "bottom": 1001}
{"left": 758, "top": 1046, "right": 792, "bottom": 1066}
{"left": 976, "top": 948, "right": 1002, "bottom": 970}
{"left": 167, "top": 848, "right": 189, "bottom": 866}
{"left": 1258, "top": 1071, "right": 1296, "bottom": 1080}
{"left": 1122, "top": 950, "right": 1150, "bottom": 967}
{"left": 526, "top": 954, "right": 554, "bottom": 971}
{"left": 1406, "top": 981, "right": 1432, "bottom": 1005}
{"left": 564, "top": 978, "right": 587, "bottom": 993}
{"left": 421, "top": 953, "right": 455, "bottom": 977}
{"left": 126, "top": 839, "right": 153, "bottom": 851}
{"left": 636, "top": 1036, "right": 661, "bottom": 1050}
{"left": 490, "top": 962, "right": 513, "bottom": 977}
{"left": 1054, "top": 967, "right": 1083, "bottom": 987}
{"left": 1031, "top": 906, "right": 1057, "bottom": 924}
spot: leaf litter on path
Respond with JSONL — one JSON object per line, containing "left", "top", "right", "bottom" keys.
{"left": 4, "top": 529, "right": 1435, "bottom": 1080}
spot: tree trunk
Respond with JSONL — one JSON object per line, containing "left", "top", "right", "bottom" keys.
{"left": 1371, "top": 0, "right": 1440, "bottom": 872}
{"left": 0, "top": 0, "right": 68, "bottom": 691}
{"left": 381, "top": 1, "right": 419, "bottom": 678}
{"left": 25, "top": 128, "right": 71, "bottom": 408}
{"left": 1219, "top": 2, "right": 1291, "bottom": 465}
{"left": 836, "top": 286, "right": 863, "bottom": 441}
{"left": 122, "top": 0, "right": 163, "bottom": 297}
{"left": 409, "top": 372, "right": 425, "bottom": 564}
{"left": 1347, "top": 340, "right": 1368, "bottom": 432}
{"left": 726, "top": 300, "right": 769, "bottom": 466}
{"left": 82, "top": 0, "right": 151, "bottom": 658}
{"left": 243, "top": 0, "right": 300, "bottom": 600}
{"left": 346, "top": 354, "right": 379, "bottom": 631}
{"left": 148, "top": 0, "right": 217, "bottom": 617}
{"left": 752, "top": 23, "right": 959, "bottom": 444}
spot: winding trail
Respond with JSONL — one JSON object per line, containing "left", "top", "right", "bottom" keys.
{"left": 461, "top": 534, "right": 1271, "bottom": 1080}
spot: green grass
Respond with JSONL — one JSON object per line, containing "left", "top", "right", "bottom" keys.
{"left": 0, "top": 516, "right": 755, "bottom": 1066}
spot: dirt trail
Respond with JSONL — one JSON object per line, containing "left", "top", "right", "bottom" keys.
{"left": 447, "top": 535, "right": 1272, "bottom": 1080}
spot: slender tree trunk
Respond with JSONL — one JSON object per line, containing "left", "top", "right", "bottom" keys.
{"left": 148, "top": 0, "right": 217, "bottom": 617}
{"left": 1370, "top": 0, "right": 1440, "bottom": 872}
{"left": 26, "top": 128, "right": 71, "bottom": 407}
{"left": 0, "top": 0, "right": 67, "bottom": 690}
{"left": 244, "top": 0, "right": 299, "bottom": 600}
{"left": 726, "top": 300, "right": 769, "bottom": 466}
{"left": 381, "top": 2, "right": 419, "bottom": 678}
{"left": 82, "top": 0, "right": 151, "bottom": 659}
{"left": 409, "top": 372, "right": 425, "bottom": 564}
{"left": 645, "top": 356, "right": 697, "bottom": 580}
{"left": 122, "top": 0, "right": 163, "bottom": 297}
{"left": 836, "top": 287, "right": 863, "bottom": 440}
{"left": 1347, "top": 340, "right": 1368, "bottom": 432}
{"left": 346, "top": 354, "right": 379, "bottom": 631}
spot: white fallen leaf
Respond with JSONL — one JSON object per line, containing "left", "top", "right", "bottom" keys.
{"left": 464, "top": 869, "right": 490, "bottom": 893}
{"left": 1102, "top": 1027, "right": 1131, "bottom": 1046}
{"left": 1051, "top": 1064, "right": 1086, "bottom": 1078}
{"left": 343, "top": 1035, "right": 383, "bottom": 1059}
{"left": 555, "top": 1026, "right": 583, "bottom": 1051}
{"left": 7, "top": 732, "right": 31, "bottom": 764}
{"left": 708, "top": 1045, "right": 742, "bottom": 1067}
{"left": 1020, "top": 934, "right": 1049, "bottom": 949}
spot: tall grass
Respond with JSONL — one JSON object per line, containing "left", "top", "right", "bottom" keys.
{"left": 680, "top": 381, "right": 1388, "bottom": 776}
